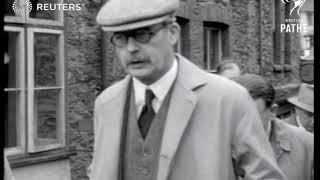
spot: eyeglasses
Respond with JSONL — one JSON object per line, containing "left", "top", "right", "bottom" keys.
{"left": 110, "top": 22, "right": 170, "bottom": 48}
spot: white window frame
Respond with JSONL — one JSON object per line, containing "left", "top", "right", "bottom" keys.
{"left": 204, "top": 27, "right": 222, "bottom": 72}
{"left": 27, "top": 28, "right": 65, "bottom": 152}
{"left": 4, "top": 0, "right": 64, "bottom": 26}
{"left": 4, "top": 26, "right": 26, "bottom": 156}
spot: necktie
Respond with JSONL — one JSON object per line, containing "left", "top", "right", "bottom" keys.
{"left": 138, "top": 89, "right": 155, "bottom": 139}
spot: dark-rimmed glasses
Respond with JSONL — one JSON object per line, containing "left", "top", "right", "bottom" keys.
{"left": 110, "top": 21, "right": 171, "bottom": 48}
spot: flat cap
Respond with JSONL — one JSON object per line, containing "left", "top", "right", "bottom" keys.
{"left": 96, "top": 0, "right": 179, "bottom": 32}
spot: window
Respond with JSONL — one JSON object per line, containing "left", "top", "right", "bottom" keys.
{"left": 272, "top": 0, "right": 282, "bottom": 67}
{"left": 4, "top": 0, "right": 65, "bottom": 155}
{"left": 4, "top": 27, "right": 26, "bottom": 156}
{"left": 27, "top": 28, "right": 65, "bottom": 152}
{"left": 272, "top": 0, "right": 293, "bottom": 71}
{"left": 299, "top": 11, "right": 314, "bottom": 60}
{"left": 284, "top": 3, "right": 291, "bottom": 67}
{"left": 203, "top": 22, "right": 229, "bottom": 72}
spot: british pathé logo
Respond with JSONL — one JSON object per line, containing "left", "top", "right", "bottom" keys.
{"left": 281, "top": 0, "right": 306, "bottom": 16}
{"left": 280, "top": 0, "right": 309, "bottom": 33}
{"left": 12, "top": 0, "right": 32, "bottom": 17}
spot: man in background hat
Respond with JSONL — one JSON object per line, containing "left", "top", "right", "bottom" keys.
{"left": 216, "top": 59, "right": 241, "bottom": 79}
{"left": 286, "top": 83, "right": 314, "bottom": 133}
{"left": 89, "top": 0, "right": 286, "bottom": 179}
{"left": 233, "top": 74, "right": 314, "bottom": 180}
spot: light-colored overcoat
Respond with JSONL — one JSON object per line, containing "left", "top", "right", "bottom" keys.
{"left": 270, "top": 119, "right": 314, "bottom": 180}
{"left": 89, "top": 54, "right": 286, "bottom": 180}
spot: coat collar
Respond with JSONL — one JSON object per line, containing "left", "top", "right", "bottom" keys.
{"left": 156, "top": 54, "right": 208, "bottom": 180}
{"left": 270, "top": 119, "right": 291, "bottom": 160}
{"left": 173, "top": 54, "right": 208, "bottom": 91}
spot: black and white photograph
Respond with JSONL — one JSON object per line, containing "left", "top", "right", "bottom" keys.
{"left": 2, "top": 0, "right": 314, "bottom": 180}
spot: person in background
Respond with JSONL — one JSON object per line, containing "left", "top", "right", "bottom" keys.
{"left": 233, "top": 74, "right": 314, "bottom": 180}
{"left": 216, "top": 59, "right": 241, "bottom": 79}
{"left": 88, "top": 0, "right": 287, "bottom": 179}
{"left": 286, "top": 83, "right": 314, "bottom": 133}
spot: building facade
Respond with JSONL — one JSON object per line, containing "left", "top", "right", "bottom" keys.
{"left": 3, "top": 0, "right": 311, "bottom": 179}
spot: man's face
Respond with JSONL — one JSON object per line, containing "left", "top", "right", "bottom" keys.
{"left": 254, "top": 98, "right": 275, "bottom": 132}
{"left": 114, "top": 22, "right": 179, "bottom": 85}
{"left": 295, "top": 107, "right": 314, "bottom": 132}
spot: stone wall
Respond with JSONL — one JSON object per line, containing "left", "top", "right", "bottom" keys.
{"left": 64, "top": 0, "right": 102, "bottom": 179}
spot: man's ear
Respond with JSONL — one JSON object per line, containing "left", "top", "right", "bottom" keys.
{"left": 168, "top": 22, "right": 180, "bottom": 45}
{"left": 270, "top": 103, "right": 278, "bottom": 114}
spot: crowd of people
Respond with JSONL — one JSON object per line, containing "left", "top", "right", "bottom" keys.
{"left": 217, "top": 60, "right": 314, "bottom": 179}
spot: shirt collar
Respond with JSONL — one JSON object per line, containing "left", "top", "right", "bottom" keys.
{"left": 133, "top": 58, "right": 178, "bottom": 105}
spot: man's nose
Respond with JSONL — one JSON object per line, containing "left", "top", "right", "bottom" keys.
{"left": 127, "top": 37, "right": 139, "bottom": 53}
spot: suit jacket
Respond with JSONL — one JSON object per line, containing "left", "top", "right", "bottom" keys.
{"left": 270, "top": 119, "right": 314, "bottom": 180}
{"left": 89, "top": 54, "right": 286, "bottom": 180}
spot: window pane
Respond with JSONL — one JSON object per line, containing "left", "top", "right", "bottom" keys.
{"left": 203, "top": 29, "right": 208, "bottom": 69}
{"left": 210, "top": 30, "right": 220, "bottom": 70}
{"left": 5, "top": 32, "right": 21, "bottom": 89}
{"left": 4, "top": 91, "right": 20, "bottom": 148}
{"left": 34, "top": 33, "right": 59, "bottom": 87}
{"left": 34, "top": 89, "right": 60, "bottom": 146}
{"left": 29, "top": 0, "right": 60, "bottom": 21}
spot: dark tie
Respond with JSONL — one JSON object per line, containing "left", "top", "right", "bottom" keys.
{"left": 138, "top": 89, "right": 155, "bottom": 139}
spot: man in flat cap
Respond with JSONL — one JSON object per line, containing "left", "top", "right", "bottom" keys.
{"left": 233, "top": 74, "right": 314, "bottom": 180}
{"left": 89, "top": 0, "right": 287, "bottom": 180}
{"left": 286, "top": 83, "right": 314, "bottom": 133}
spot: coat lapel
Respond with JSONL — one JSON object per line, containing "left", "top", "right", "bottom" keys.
{"left": 269, "top": 120, "right": 291, "bottom": 161}
{"left": 98, "top": 76, "right": 131, "bottom": 180}
{"left": 157, "top": 54, "right": 207, "bottom": 180}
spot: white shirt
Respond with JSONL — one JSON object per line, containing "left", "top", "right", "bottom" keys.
{"left": 133, "top": 58, "right": 178, "bottom": 117}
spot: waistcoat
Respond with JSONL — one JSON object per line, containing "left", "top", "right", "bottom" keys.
{"left": 122, "top": 81, "right": 174, "bottom": 180}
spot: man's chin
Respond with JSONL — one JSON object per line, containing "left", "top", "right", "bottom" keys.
{"left": 129, "top": 69, "right": 149, "bottom": 77}
{"left": 128, "top": 70, "right": 151, "bottom": 79}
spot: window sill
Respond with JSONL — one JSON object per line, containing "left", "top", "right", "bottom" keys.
{"left": 273, "top": 64, "right": 284, "bottom": 72}
{"left": 283, "top": 64, "right": 292, "bottom": 72}
{"left": 8, "top": 150, "right": 76, "bottom": 168}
